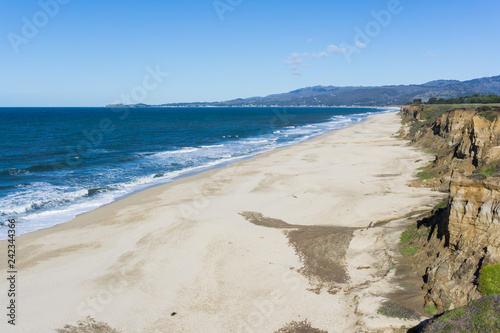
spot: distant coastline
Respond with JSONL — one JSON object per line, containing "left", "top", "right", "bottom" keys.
{"left": 106, "top": 103, "right": 402, "bottom": 109}
{"left": 106, "top": 74, "right": 500, "bottom": 108}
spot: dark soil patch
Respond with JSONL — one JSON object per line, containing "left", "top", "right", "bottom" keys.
{"left": 274, "top": 319, "right": 328, "bottom": 333}
{"left": 239, "top": 211, "right": 356, "bottom": 285}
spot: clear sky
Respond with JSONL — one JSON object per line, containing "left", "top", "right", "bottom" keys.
{"left": 1, "top": 0, "right": 499, "bottom": 106}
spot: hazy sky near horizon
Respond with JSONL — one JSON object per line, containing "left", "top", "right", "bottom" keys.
{"left": 1, "top": 0, "right": 499, "bottom": 107}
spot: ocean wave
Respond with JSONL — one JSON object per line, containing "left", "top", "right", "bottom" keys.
{"left": 241, "top": 139, "right": 269, "bottom": 144}
{"left": 0, "top": 162, "right": 75, "bottom": 176}
{"left": 200, "top": 144, "right": 225, "bottom": 148}
{"left": 0, "top": 108, "right": 392, "bottom": 238}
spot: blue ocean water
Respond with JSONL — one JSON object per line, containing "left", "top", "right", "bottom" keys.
{"left": 0, "top": 107, "right": 392, "bottom": 238}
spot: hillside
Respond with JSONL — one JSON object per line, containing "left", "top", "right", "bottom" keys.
{"left": 108, "top": 75, "right": 500, "bottom": 108}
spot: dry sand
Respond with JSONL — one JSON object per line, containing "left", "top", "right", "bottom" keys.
{"left": 0, "top": 112, "right": 446, "bottom": 332}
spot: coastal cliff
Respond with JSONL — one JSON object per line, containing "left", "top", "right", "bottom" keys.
{"left": 401, "top": 104, "right": 500, "bottom": 189}
{"left": 399, "top": 104, "right": 500, "bottom": 314}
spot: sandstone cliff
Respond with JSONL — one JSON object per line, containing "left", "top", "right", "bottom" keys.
{"left": 399, "top": 104, "right": 500, "bottom": 313}
{"left": 401, "top": 104, "right": 500, "bottom": 189}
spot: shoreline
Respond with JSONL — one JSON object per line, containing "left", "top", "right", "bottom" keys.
{"left": 3, "top": 107, "right": 393, "bottom": 240}
{"left": 0, "top": 111, "right": 445, "bottom": 332}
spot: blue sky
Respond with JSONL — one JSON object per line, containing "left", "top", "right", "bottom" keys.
{"left": 1, "top": 0, "right": 499, "bottom": 106}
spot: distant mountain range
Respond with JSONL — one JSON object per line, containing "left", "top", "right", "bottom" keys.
{"left": 107, "top": 75, "right": 500, "bottom": 107}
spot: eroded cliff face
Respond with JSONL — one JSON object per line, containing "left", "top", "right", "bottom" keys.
{"left": 400, "top": 105, "right": 500, "bottom": 312}
{"left": 435, "top": 109, "right": 500, "bottom": 166}
{"left": 401, "top": 105, "right": 500, "bottom": 189}
{"left": 422, "top": 173, "right": 500, "bottom": 311}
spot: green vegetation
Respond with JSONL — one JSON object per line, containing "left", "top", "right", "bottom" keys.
{"left": 426, "top": 94, "right": 500, "bottom": 105}
{"left": 478, "top": 164, "right": 498, "bottom": 177}
{"left": 417, "top": 170, "right": 434, "bottom": 180}
{"left": 407, "top": 104, "right": 452, "bottom": 137}
{"left": 400, "top": 225, "right": 418, "bottom": 244}
{"left": 478, "top": 263, "right": 500, "bottom": 295}
{"left": 420, "top": 295, "right": 500, "bottom": 332}
{"left": 425, "top": 304, "right": 438, "bottom": 317}
{"left": 409, "top": 104, "right": 499, "bottom": 131}
{"left": 399, "top": 224, "right": 424, "bottom": 257}
{"left": 402, "top": 116, "right": 412, "bottom": 124}
{"left": 438, "top": 305, "right": 466, "bottom": 321}
{"left": 400, "top": 244, "right": 419, "bottom": 257}
{"left": 433, "top": 199, "right": 448, "bottom": 212}
{"left": 479, "top": 109, "right": 498, "bottom": 122}
{"left": 377, "top": 301, "right": 421, "bottom": 320}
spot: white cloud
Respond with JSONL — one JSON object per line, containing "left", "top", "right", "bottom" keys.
{"left": 312, "top": 52, "right": 328, "bottom": 58}
{"left": 355, "top": 41, "right": 367, "bottom": 48}
{"left": 283, "top": 52, "right": 309, "bottom": 65}
{"left": 327, "top": 44, "right": 348, "bottom": 53}
{"left": 283, "top": 48, "right": 328, "bottom": 75}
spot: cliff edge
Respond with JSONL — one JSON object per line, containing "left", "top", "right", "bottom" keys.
{"left": 399, "top": 104, "right": 500, "bottom": 318}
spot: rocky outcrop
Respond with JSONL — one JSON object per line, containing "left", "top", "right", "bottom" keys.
{"left": 434, "top": 109, "right": 500, "bottom": 166}
{"left": 400, "top": 105, "right": 500, "bottom": 313}
{"left": 400, "top": 105, "right": 500, "bottom": 189}
{"left": 401, "top": 105, "right": 424, "bottom": 121}
{"left": 422, "top": 172, "right": 500, "bottom": 311}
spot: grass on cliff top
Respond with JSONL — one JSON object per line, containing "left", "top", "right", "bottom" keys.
{"left": 478, "top": 262, "right": 500, "bottom": 295}
{"left": 419, "top": 295, "right": 500, "bottom": 333}
{"left": 479, "top": 110, "right": 499, "bottom": 122}
{"left": 407, "top": 104, "right": 500, "bottom": 137}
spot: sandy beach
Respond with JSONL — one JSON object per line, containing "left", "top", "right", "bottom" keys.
{"left": 0, "top": 112, "right": 446, "bottom": 333}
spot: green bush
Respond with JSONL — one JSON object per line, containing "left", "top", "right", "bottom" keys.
{"left": 377, "top": 301, "right": 421, "bottom": 320}
{"left": 480, "top": 110, "right": 498, "bottom": 122}
{"left": 420, "top": 295, "right": 500, "bottom": 332}
{"left": 399, "top": 224, "right": 423, "bottom": 257}
{"left": 417, "top": 170, "right": 434, "bottom": 180}
{"left": 400, "top": 244, "right": 419, "bottom": 257}
{"left": 425, "top": 304, "right": 438, "bottom": 316}
{"left": 478, "top": 263, "right": 500, "bottom": 295}
{"left": 479, "top": 164, "right": 498, "bottom": 177}
{"left": 426, "top": 94, "right": 500, "bottom": 105}
{"left": 433, "top": 199, "right": 448, "bottom": 212}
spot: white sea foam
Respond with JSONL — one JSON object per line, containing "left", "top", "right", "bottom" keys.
{"left": 0, "top": 109, "right": 395, "bottom": 238}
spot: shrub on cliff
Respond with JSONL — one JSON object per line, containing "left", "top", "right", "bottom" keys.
{"left": 479, "top": 262, "right": 500, "bottom": 295}
{"left": 414, "top": 295, "right": 500, "bottom": 332}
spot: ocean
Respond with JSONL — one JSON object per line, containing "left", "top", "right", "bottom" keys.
{"left": 0, "top": 107, "right": 392, "bottom": 238}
